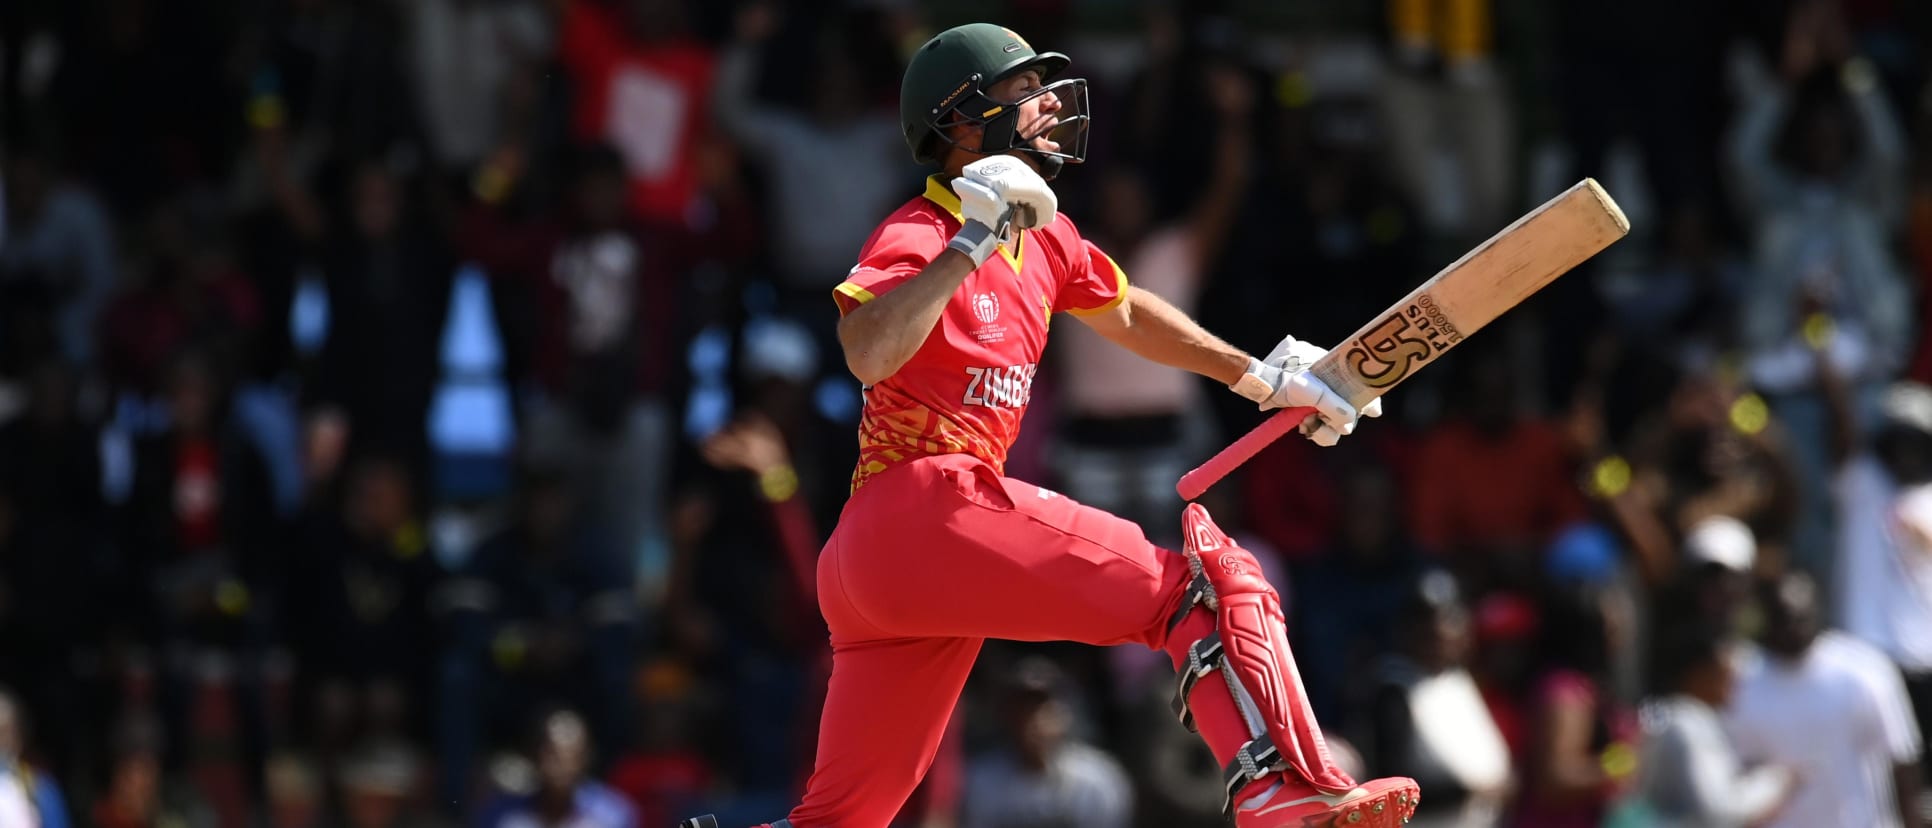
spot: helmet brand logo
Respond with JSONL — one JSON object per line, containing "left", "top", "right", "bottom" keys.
{"left": 937, "top": 76, "right": 978, "bottom": 112}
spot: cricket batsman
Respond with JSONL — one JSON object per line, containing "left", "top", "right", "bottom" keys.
{"left": 685, "top": 23, "right": 1419, "bottom": 828}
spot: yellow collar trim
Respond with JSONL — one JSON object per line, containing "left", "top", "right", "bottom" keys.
{"left": 924, "top": 175, "right": 1024, "bottom": 274}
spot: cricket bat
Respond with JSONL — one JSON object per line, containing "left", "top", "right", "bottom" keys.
{"left": 1176, "top": 178, "right": 1630, "bottom": 501}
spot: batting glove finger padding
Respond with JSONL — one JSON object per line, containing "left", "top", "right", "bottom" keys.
{"left": 960, "top": 156, "right": 1058, "bottom": 229}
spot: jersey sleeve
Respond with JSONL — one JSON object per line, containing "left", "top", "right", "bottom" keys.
{"left": 832, "top": 217, "right": 945, "bottom": 316}
{"left": 1051, "top": 218, "right": 1130, "bottom": 315}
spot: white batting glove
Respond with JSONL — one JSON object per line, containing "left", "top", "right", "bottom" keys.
{"left": 947, "top": 157, "right": 1057, "bottom": 267}
{"left": 1228, "top": 333, "right": 1383, "bottom": 446}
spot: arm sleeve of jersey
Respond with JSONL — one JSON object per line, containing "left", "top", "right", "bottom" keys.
{"left": 832, "top": 219, "right": 944, "bottom": 316}
{"left": 1055, "top": 231, "right": 1130, "bottom": 316}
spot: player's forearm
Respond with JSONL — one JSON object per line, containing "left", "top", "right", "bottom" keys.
{"left": 838, "top": 250, "right": 977, "bottom": 385}
{"left": 1095, "top": 286, "right": 1250, "bottom": 385}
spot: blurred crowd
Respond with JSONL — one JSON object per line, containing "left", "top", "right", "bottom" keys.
{"left": 3, "top": 0, "right": 1932, "bottom": 826}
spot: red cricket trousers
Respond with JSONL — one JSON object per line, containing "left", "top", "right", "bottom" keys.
{"left": 787, "top": 453, "right": 1197, "bottom": 827}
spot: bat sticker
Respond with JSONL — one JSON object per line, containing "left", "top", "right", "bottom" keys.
{"left": 1347, "top": 313, "right": 1433, "bottom": 388}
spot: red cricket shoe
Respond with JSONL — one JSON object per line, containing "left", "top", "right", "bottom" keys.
{"left": 1236, "top": 776, "right": 1420, "bottom": 827}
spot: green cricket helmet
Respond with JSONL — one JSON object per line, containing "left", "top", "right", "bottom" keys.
{"left": 899, "top": 23, "right": 1091, "bottom": 179}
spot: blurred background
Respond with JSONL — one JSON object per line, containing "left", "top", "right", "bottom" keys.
{"left": 2, "top": 0, "right": 1931, "bottom": 826}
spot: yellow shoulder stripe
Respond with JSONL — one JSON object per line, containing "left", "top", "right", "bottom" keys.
{"left": 1065, "top": 248, "right": 1131, "bottom": 316}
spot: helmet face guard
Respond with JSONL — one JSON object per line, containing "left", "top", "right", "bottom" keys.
{"left": 927, "top": 76, "right": 1091, "bottom": 179}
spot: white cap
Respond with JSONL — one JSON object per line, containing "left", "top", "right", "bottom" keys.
{"left": 1881, "top": 382, "right": 1932, "bottom": 436}
{"left": 1684, "top": 515, "right": 1756, "bottom": 573}
{"left": 741, "top": 317, "right": 819, "bottom": 384}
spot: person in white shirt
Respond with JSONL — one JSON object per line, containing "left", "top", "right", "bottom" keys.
{"left": 1726, "top": 572, "right": 1924, "bottom": 828}
{"left": 1831, "top": 380, "right": 1932, "bottom": 784}
{"left": 1633, "top": 626, "right": 1794, "bottom": 827}
{"left": 1360, "top": 570, "right": 1512, "bottom": 828}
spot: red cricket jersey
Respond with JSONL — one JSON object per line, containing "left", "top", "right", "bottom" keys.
{"left": 833, "top": 175, "right": 1129, "bottom": 491}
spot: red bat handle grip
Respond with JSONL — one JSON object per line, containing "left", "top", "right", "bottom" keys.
{"left": 1176, "top": 406, "right": 1316, "bottom": 501}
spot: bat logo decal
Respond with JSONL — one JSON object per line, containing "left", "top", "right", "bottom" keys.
{"left": 1346, "top": 313, "right": 1433, "bottom": 389}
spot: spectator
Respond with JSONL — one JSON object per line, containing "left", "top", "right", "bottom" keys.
{"left": 1827, "top": 377, "right": 1932, "bottom": 765}
{"left": 1628, "top": 626, "right": 1794, "bottom": 827}
{"left": 311, "top": 157, "right": 456, "bottom": 484}
{"left": 670, "top": 317, "right": 847, "bottom": 800}
{"left": 0, "top": 688, "right": 71, "bottom": 828}
{"left": 338, "top": 741, "right": 437, "bottom": 828}
{"left": 120, "top": 350, "right": 276, "bottom": 784}
{"left": 1200, "top": 89, "right": 1423, "bottom": 418}
{"left": 241, "top": 0, "right": 425, "bottom": 186}
{"left": 1377, "top": 0, "right": 1515, "bottom": 244}
{"left": 95, "top": 200, "right": 263, "bottom": 399}
{"left": 713, "top": 2, "right": 910, "bottom": 304}
{"left": 0, "top": 144, "right": 118, "bottom": 368}
{"left": 1511, "top": 581, "right": 1639, "bottom": 828}
{"left": 1467, "top": 591, "right": 1539, "bottom": 759}
{"left": 436, "top": 461, "right": 637, "bottom": 807}
{"left": 1597, "top": 203, "right": 1750, "bottom": 375}
{"left": 1650, "top": 515, "right": 1761, "bottom": 641}
{"left": 1050, "top": 61, "right": 1253, "bottom": 537}
{"left": 90, "top": 714, "right": 216, "bottom": 828}
{"left": 1358, "top": 570, "right": 1512, "bottom": 827}
{"left": 604, "top": 658, "right": 715, "bottom": 828}
{"left": 553, "top": 0, "right": 717, "bottom": 232}
{"left": 1292, "top": 464, "right": 1430, "bottom": 721}
{"left": 0, "top": 359, "right": 110, "bottom": 780}
{"left": 461, "top": 143, "right": 683, "bottom": 578}
{"left": 1408, "top": 342, "right": 1589, "bottom": 588}
{"left": 1727, "top": 572, "right": 1924, "bottom": 828}
{"left": 1621, "top": 364, "right": 1801, "bottom": 571}
{"left": 961, "top": 657, "right": 1132, "bottom": 828}
{"left": 1728, "top": 3, "right": 1913, "bottom": 571}
{"left": 475, "top": 708, "right": 635, "bottom": 828}
{"left": 405, "top": 0, "right": 551, "bottom": 178}
{"left": 284, "top": 455, "right": 440, "bottom": 759}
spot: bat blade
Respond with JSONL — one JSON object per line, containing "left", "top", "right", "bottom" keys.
{"left": 1177, "top": 178, "right": 1629, "bottom": 501}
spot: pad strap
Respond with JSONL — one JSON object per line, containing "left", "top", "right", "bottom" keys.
{"left": 1165, "top": 571, "right": 1216, "bottom": 634}
{"left": 1221, "top": 736, "right": 1285, "bottom": 818}
{"left": 1171, "top": 631, "right": 1224, "bottom": 732}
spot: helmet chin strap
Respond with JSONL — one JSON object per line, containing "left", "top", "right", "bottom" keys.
{"left": 1028, "top": 150, "right": 1066, "bottom": 181}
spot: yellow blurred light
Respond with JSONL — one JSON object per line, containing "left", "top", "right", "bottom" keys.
{"left": 1730, "top": 393, "right": 1769, "bottom": 435}
{"left": 1276, "top": 73, "right": 1312, "bottom": 109}
{"left": 1601, "top": 741, "right": 1638, "bottom": 779}
{"left": 492, "top": 630, "right": 527, "bottom": 671}
{"left": 395, "top": 522, "right": 426, "bottom": 559}
{"left": 247, "top": 96, "right": 286, "bottom": 130}
{"left": 472, "top": 165, "right": 512, "bottom": 205}
{"left": 1590, "top": 455, "right": 1632, "bottom": 499}
{"left": 1802, "top": 313, "right": 1836, "bottom": 350}
{"left": 760, "top": 465, "right": 800, "bottom": 503}
{"left": 216, "top": 580, "right": 251, "bottom": 616}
